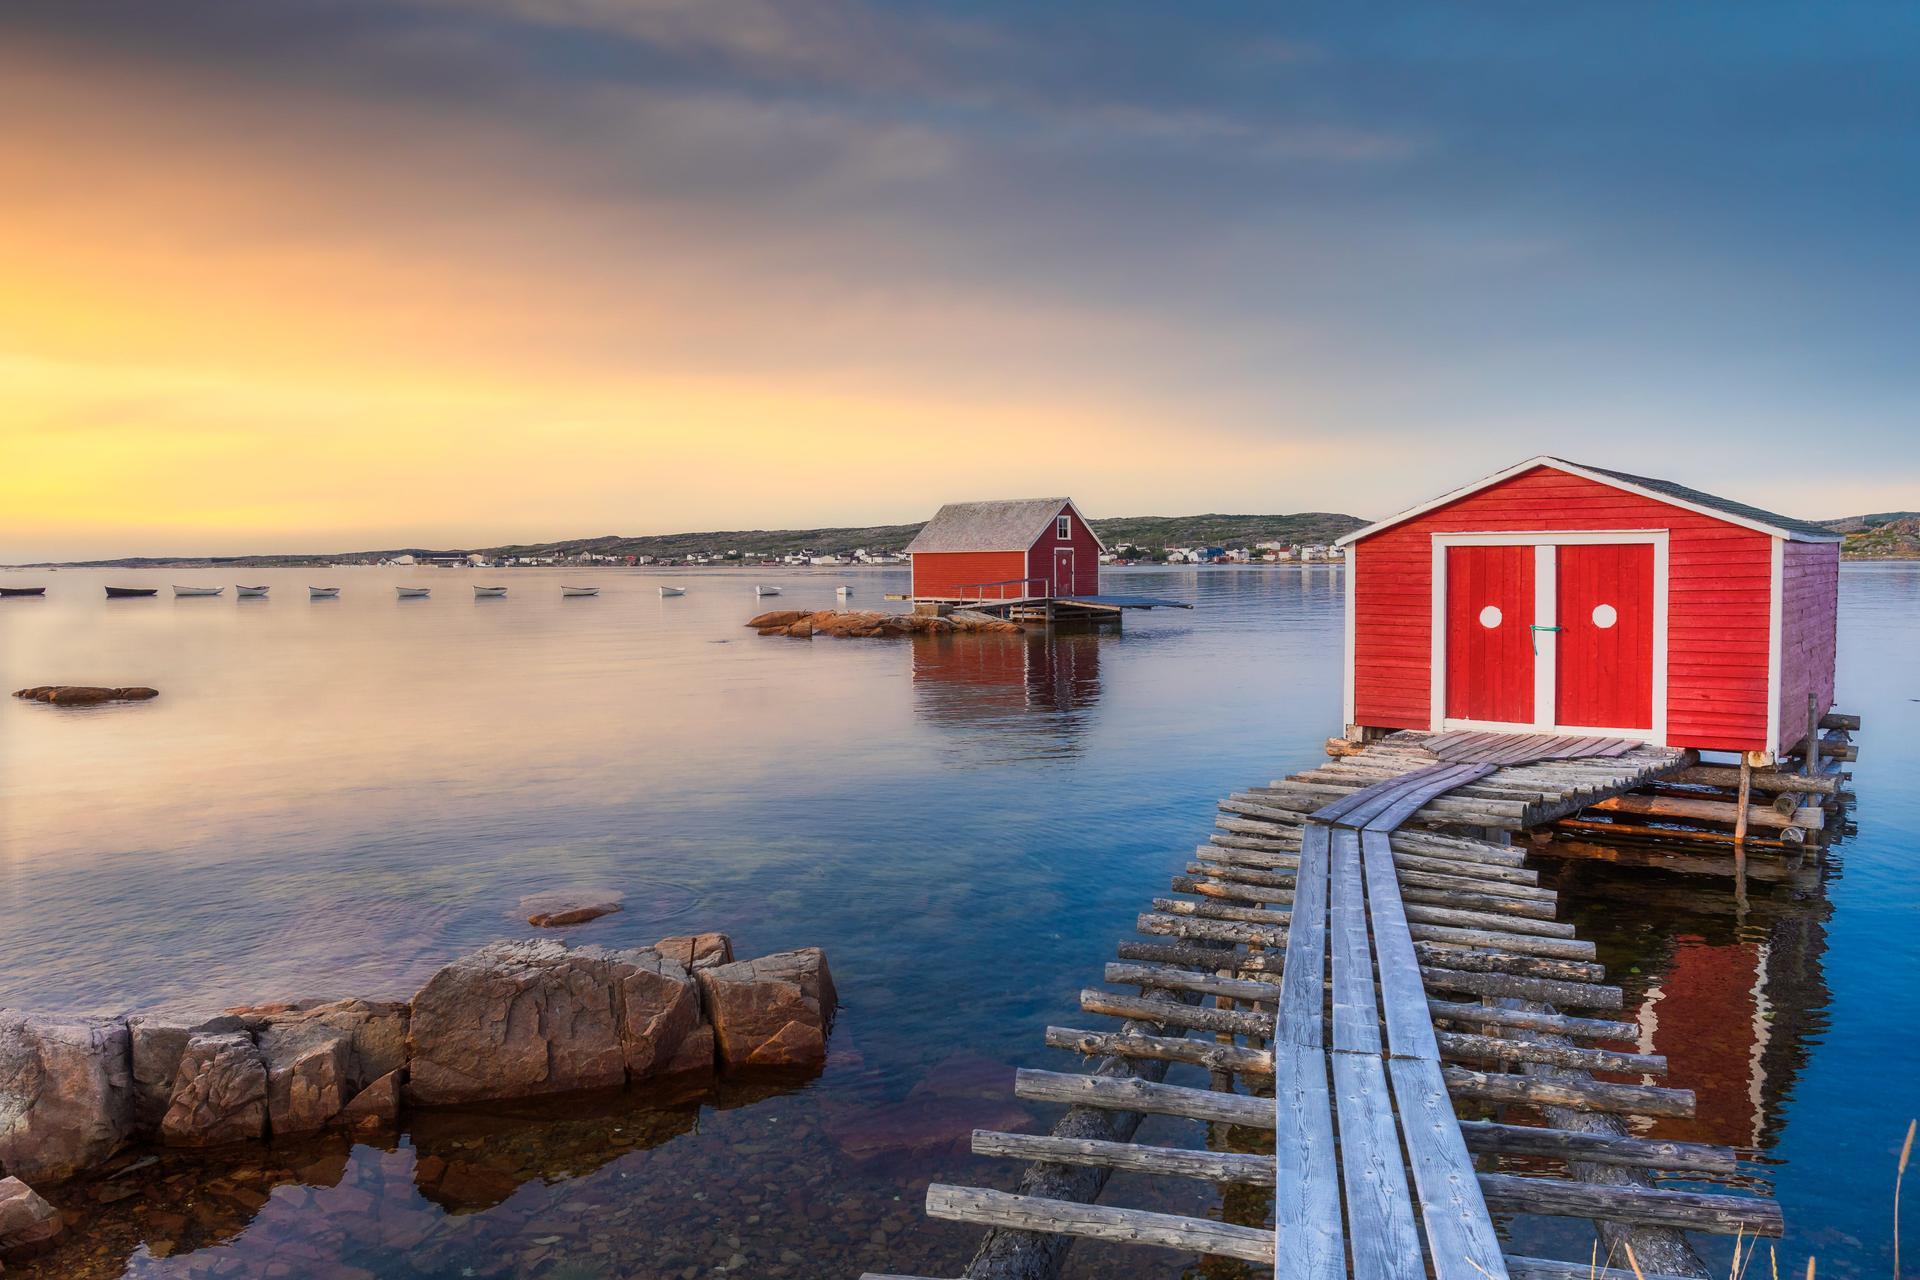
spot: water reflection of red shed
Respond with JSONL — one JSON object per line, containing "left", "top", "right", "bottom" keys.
{"left": 1634, "top": 938, "right": 1771, "bottom": 1148}
{"left": 1338, "top": 457, "right": 1841, "bottom": 760}
{"left": 906, "top": 498, "right": 1103, "bottom": 601}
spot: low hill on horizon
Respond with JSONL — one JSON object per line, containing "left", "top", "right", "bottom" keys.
{"left": 18, "top": 511, "right": 1372, "bottom": 568}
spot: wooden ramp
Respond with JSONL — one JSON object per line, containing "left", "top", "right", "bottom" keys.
{"left": 863, "top": 731, "right": 1782, "bottom": 1280}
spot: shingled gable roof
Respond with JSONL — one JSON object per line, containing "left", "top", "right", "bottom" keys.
{"left": 1336, "top": 456, "right": 1842, "bottom": 546}
{"left": 905, "top": 497, "right": 1104, "bottom": 554}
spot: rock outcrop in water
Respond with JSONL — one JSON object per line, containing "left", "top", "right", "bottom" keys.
{"left": 519, "top": 890, "right": 624, "bottom": 927}
{"left": 746, "top": 608, "right": 1023, "bottom": 638}
{"left": 0, "top": 933, "right": 833, "bottom": 1185}
{"left": 12, "top": 686, "right": 159, "bottom": 705}
{"left": 0, "top": 1175, "right": 64, "bottom": 1259}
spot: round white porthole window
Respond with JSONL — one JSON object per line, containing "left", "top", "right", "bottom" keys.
{"left": 1478, "top": 605, "right": 1503, "bottom": 629}
{"left": 1591, "top": 603, "right": 1618, "bottom": 629}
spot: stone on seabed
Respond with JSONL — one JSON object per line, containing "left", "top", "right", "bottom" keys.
{"left": 0, "top": 1011, "right": 133, "bottom": 1182}
{"left": 0, "top": 1176, "right": 64, "bottom": 1259}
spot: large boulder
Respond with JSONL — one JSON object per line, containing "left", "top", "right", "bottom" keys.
{"left": 653, "top": 933, "right": 733, "bottom": 972}
{"left": 0, "top": 1011, "right": 133, "bottom": 1182}
{"left": 0, "top": 1176, "right": 64, "bottom": 1259}
{"left": 160, "top": 1031, "right": 267, "bottom": 1147}
{"left": 238, "top": 999, "right": 408, "bottom": 1094}
{"left": 127, "top": 1012, "right": 246, "bottom": 1134}
{"left": 697, "top": 949, "right": 837, "bottom": 1069}
{"left": 745, "top": 610, "right": 808, "bottom": 629}
{"left": 598, "top": 948, "right": 709, "bottom": 1080}
{"left": 406, "top": 941, "right": 625, "bottom": 1105}
{"left": 258, "top": 1022, "right": 351, "bottom": 1135}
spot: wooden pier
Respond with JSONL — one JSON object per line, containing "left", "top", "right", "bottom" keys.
{"left": 861, "top": 730, "right": 1793, "bottom": 1280}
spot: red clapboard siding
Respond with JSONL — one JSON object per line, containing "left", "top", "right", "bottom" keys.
{"left": 911, "top": 550, "right": 1029, "bottom": 599}
{"left": 1025, "top": 508, "right": 1103, "bottom": 596}
{"left": 1775, "top": 540, "right": 1840, "bottom": 755}
{"left": 1350, "top": 463, "right": 1775, "bottom": 750}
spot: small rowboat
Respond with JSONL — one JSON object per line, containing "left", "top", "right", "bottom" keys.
{"left": 236, "top": 585, "right": 269, "bottom": 598}
{"left": 397, "top": 586, "right": 431, "bottom": 599}
{"left": 106, "top": 587, "right": 158, "bottom": 598}
{"left": 658, "top": 586, "right": 687, "bottom": 598}
{"left": 754, "top": 586, "right": 782, "bottom": 597}
{"left": 474, "top": 585, "right": 508, "bottom": 598}
{"left": 310, "top": 586, "right": 340, "bottom": 599}
{"left": 562, "top": 586, "right": 600, "bottom": 597}
{"left": 836, "top": 585, "right": 853, "bottom": 598}
{"left": 0, "top": 586, "right": 46, "bottom": 597}
{"left": 174, "top": 585, "right": 223, "bottom": 598}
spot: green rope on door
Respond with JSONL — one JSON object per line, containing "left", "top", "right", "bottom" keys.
{"left": 1531, "top": 623, "right": 1562, "bottom": 655}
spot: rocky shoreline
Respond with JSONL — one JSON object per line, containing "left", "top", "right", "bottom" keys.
{"left": 0, "top": 933, "right": 832, "bottom": 1263}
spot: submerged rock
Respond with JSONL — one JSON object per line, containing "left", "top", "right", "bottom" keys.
{"left": 160, "top": 1031, "right": 267, "bottom": 1147}
{"left": 698, "top": 949, "right": 837, "bottom": 1069}
{"left": 338, "top": 1068, "right": 401, "bottom": 1134}
{"left": 11, "top": 685, "right": 159, "bottom": 705}
{"left": 406, "top": 940, "right": 627, "bottom": 1105}
{"left": 0, "top": 1011, "right": 134, "bottom": 1182}
{"left": 0, "top": 1176, "right": 64, "bottom": 1259}
{"left": 520, "top": 891, "right": 625, "bottom": 928}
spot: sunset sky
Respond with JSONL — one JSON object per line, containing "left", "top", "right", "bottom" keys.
{"left": 4, "top": 2, "right": 1917, "bottom": 560}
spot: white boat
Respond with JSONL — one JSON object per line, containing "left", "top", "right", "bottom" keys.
{"left": 562, "top": 586, "right": 600, "bottom": 597}
{"left": 754, "top": 585, "right": 782, "bottom": 597}
{"left": 658, "top": 586, "right": 687, "bottom": 598}
{"left": 397, "top": 586, "right": 431, "bottom": 599}
{"left": 236, "top": 585, "right": 269, "bottom": 598}
{"left": 173, "top": 585, "right": 223, "bottom": 597}
{"left": 309, "top": 586, "right": 340, "bottom": 599}
{"left": 474, "top": 585, "right": 508, "bottom": 598}
{"left": 836, "top": 585, "right": 854, "bottom": 598}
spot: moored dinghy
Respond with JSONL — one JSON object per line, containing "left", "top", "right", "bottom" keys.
{"left": 658, "top": 586, "right": 687, "bottom": 597}
{"left": 173, "top": 585, "right": 223, "bottom": 597}
{"left": 474, "top": 585, "right": 508, "bottom": 598}
{"left": 562, "top": 585, "right": 600, "bottom": 597}
{"left": 397, "top": 586, "right": 431, "bottom": 599}
{"left": 836, "top": 585, "right": 853, "bottom": 598}
{"left": 754, "top": 585, "right": 782, "bottom": 597}
{"left": 106, "top": 587, "right": 158, "bottom": 598}
{"left": 309, "top": 586, "right": 341, "bottom": 599}
{"left": 236, "top": 585, "right": 270, "bottom": 598}
{"left": 0, "top": 586, "right": 46, "bottom": 597}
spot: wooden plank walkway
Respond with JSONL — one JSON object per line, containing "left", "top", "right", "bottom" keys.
{"left": 864, "top": 730, "right": 1782, "bottom": 1280}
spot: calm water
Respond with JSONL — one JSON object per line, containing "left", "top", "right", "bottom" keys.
{"left": 1, "top": 563, "right": 1914, "bottom": 1278}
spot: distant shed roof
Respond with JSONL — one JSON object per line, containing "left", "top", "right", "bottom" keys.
{"left": 1338, "top": 456, "right": 1841, "bottom": 545}
{"left": 907, "top": 497, "right": 1103, "bottom": 553}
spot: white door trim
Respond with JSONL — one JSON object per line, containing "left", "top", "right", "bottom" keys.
{"left": 1430, "top": 531, "right": 1669, "bottom": 744}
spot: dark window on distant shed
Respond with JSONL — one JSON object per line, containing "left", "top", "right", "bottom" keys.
{"left": 1057, "top": 515, "right": 1071, "bottom": 539}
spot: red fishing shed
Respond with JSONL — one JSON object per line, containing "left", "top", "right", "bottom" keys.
{"left": 906, "top": 498, "right": 1102, "bottom": 600}
{"left": 1338, "top": 457, "right": 1841, "bottom": 761}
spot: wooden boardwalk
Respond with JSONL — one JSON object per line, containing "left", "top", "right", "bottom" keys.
{"left": 863, "top": 731, "right": 1786, "bottom": 1280}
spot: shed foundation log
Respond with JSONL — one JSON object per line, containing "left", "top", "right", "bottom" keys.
{"left": 1586, "top": 792, "right": 1823, "bottom": 831}
{"left": 1102, "top": 962, "right": 1281, "bottom": 1003}
{"left": 1150, "top": 897, "right": 1290, "bottom": 926}
{"left": 1476, "top": 1174, "right": 1783, "bottom": 1235}
{"left": 1135, "top": 913, "right": 1286, "bottom": 948}
{"left": 1078, "top": 988, "right": 1273, "bottom": 1037}
{"left": 1115, "top": 939, "right": 1279, "bottom": 974}
{"left": 1667, "top": 764, "right": 1845, "bottom": 797}
{"left": 1819, "top": 711, "right": 1861, "bottom": 731}
{"left": 1458, "top": 1122, "right": 1735, "bottom": 1174}
{"left": 1437, "top": 1031, "right": 1665, "bottom": 1075}
{"left": 1502, "top": 1259, "right": 1704, "bottom": 1280}
{"left": 1011, "top": 1069, "right": 1275, "bottom": 1129}
{"left": 970, "top": 1131, "right": 1275, "bottom": 1186}
{"left": 1441, "top": 1067, "right": 1695, "bottom": 1118}
{"left": 928, "top": 1186, "right": 1273, "bottom": 1266}
{"left": 1416, "top": 947, "right": 1605, "bottom": 983}
{"left": 1043, "top": 1026, "right": 1272, "bottom": 1075}
{"left": 1422, "top": 966, "right": 1624, "bottom": 1010}
{"left": 1550, "top": 817, "right": 1802, "bottom": 852}
{"left": 958, "top": 946, "right": 1228, "bottom": 1280}
{"left": 1427, "top": 999, "right": 1637, "bottom": 1041}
